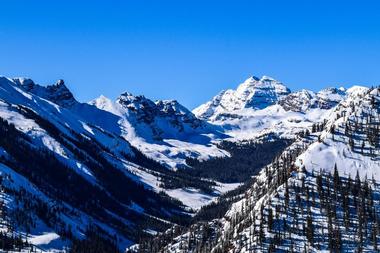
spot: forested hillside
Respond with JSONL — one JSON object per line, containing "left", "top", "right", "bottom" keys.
{"left": 133, "top": 86, "right": 380, "bottom": 253}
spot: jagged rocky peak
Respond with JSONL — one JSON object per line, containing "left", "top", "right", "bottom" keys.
{"left": 156, "top": 99, "right": 203, "bottom": 128}
{"left": 193, "top": 75, "right": 291, "bottom": 120}
{"left": 12, "top": 77, "right": 77, "bottom": 107}
{"left": 117, "top": 92, "right": 157, "bottom": 112}
{"left": 237, "top": 75, "right": 291, "bottom": 109}
{"left": 45, "top": 79, "right": 76, "bottom": 106}
{"left": 115, "top": 92, "right": 158, "bottom": 125}
{"left": 278, "top": 89, "right": 316, "bottom": 112}
{"left": 116, "top": 91, "right": 205, "bottom": 130}
{"left": 117, "top": 92, "right": 198, "bottom": 119}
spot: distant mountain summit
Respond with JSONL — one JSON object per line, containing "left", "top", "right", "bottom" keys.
{"left": 193, "top": 75, "right": 349, "bottom": 121}
{"left": 192, "top": 75, "right": 354, "bottom": 141}
{"left": 193, "top": 75, "right": 291, "bottom": 120}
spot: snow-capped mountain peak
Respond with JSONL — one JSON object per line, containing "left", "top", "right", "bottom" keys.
{"left": 115, "top": 92, "right": 204, "bottom": 128}
{"left": 88, "top": 94, "right": 121, "bottom": 116}
{"left": 193, "top": 75, "right": 291, "bottom": 120}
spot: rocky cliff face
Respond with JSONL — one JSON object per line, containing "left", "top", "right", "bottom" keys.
{"left": 13, "top": 77, "right": 77, "bottom": 107}
{"left": 114, "top": 92, "right": 217, "bottom": 141}
{"left": 278, "top": 87, "right": 346, "bottom": 112}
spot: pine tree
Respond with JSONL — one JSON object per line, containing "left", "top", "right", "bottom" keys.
{"left": 267, "top": 208, "right": 273, "bottom": 232}
{"left": 306, "top": 206, "right": 313, "bottom": 246}
{"left": 333, "top": 164, "right": 340, "bottom": 194}
{"left": 285, "top": 181, "right": 289, "bottom": 210}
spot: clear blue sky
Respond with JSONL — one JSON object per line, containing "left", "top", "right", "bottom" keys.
{"left": 1, "top": 1, "right": 380, "bottom": 109}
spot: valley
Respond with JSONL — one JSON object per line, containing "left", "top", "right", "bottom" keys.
{"left": 0, "top": 75, "right": 378, "bottom": 252}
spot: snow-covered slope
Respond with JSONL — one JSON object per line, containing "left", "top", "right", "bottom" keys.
{"left": 297, "top": 85, "right": 380, "bottom": 179}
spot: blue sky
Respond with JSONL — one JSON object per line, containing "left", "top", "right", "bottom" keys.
{"left": 1, "top": 1, "right": 380, "bottom": 109}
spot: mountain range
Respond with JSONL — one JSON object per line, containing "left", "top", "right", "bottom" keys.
{"left": 0, "top": 74, "right": 378, "bottom": 252}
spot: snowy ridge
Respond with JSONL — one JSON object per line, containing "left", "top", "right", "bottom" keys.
{"left": 90, "top": 91, "right": 228, "bottom": 169}
{"left": 279, "top": 87, "right": 346, "bottom": 112}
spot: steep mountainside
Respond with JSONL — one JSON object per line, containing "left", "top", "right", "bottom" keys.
{"left": 89, "top": 92, "right": 228, "bottom": 169}
{"left": 138, "top": 86, "right": 380, "bottom": 253}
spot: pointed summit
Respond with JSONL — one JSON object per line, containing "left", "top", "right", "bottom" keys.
{"left": 193, "top": 75, "right": 291, "bottom": 120}
{"left": 44, "top": 79, "right": 76, "bottom": 107}
{"left": 55, "top": 79, "right": 65, "bottom": 86}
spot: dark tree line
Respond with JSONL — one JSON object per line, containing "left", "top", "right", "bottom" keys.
{"left": 70, "top": 226, "right": 119, "bottom": 253}
{"left": 186, "top": 137, "right": 293, "bottom": 183}
{"left": 123, "top": 146, "right": 217, "bottom": 194}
